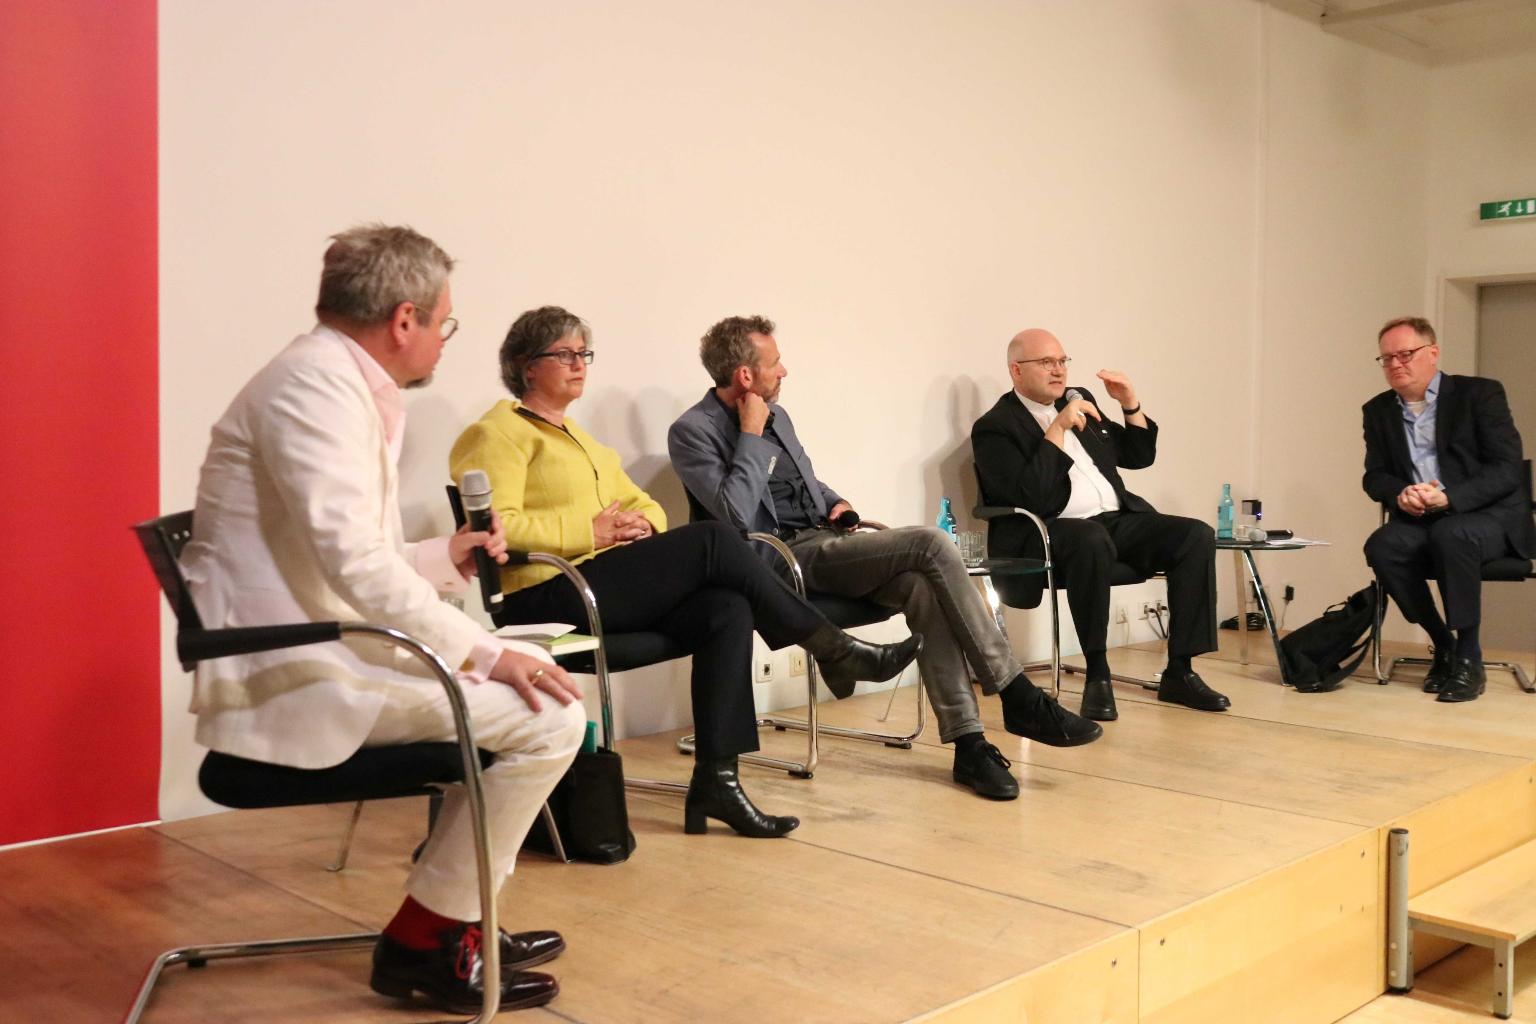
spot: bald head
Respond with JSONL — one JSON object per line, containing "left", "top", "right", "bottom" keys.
{"left": 1007, "top": 328, "right": 1060, "bottom": 364}
{"left": 1007, "top": 328, "right": 1069, "bottom": 404}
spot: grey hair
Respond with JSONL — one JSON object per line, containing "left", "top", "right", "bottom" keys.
{"left": 1377, "top": 316, "right": 1437, "bottom": 346}
{"left": 499, "top": 306, "right": 592, "bottom": 398}
{"left": 700, "top": 315, "right": 775, "bottom": 387}
{"left": 315, "top": 224, "right": 454, "bottom": 325}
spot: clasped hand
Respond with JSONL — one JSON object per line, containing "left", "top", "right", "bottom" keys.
{"left": 1397, "top": 482, "right": 1448, "bottom": 516}
{"left": 593, "top": 500, "right": 653, "bottom": 548}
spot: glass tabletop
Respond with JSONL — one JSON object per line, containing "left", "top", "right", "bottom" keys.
{"left": 965, "top": 557, "right": 1050, "bottom": 577}
{"left": 1215, "top": 539, "right": 1308, "bottom": 551}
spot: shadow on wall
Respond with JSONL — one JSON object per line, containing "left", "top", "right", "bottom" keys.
{"left": 919, "top": 374, "right": 1001, "bottom": 528}
{"left": 399, "top": 391, "right": 462, "bottom": 540}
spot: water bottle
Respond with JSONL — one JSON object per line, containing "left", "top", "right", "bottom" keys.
{"left": 936, "top": 497, "right": 957, "bottom": 540}
{"left": 1217, "top": 483, "right": 1234, "bottom": 540}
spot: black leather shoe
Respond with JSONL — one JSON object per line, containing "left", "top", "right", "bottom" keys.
{"left": 684, "top": 758, "right": 799, "bottom": 837}
{"left": 1002, "top": 682, "right": 1103, "bottom": 746}
{"left": 813, "top": 632, "right": 924, "bottom": 699}
{"left": 1157, "top": 670, "right": 1230, "bottom": 712}
{"left": 1436, "top": 658, "right": 1486, "bottom": 703}
{"left": 499, "top": 928, "right": 564, "bottom": 971}
{"left": 370, "top": 925, "right": 558, "bottom": 1013}
{"left": 1421, "top": 646, "right": 1456, "bottom": 694}
{"left": 1079, "top": 678, "right": 1118, "bottom": 721}
{"left": 953, "top": 741, "right": 1020, "bottom": 800}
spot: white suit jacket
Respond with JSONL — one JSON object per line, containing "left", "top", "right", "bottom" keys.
{"left": 182, "top": 326, "right": 524, "bottom": 768}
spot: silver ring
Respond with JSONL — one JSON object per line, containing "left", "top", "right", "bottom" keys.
{"left": 530, "top": 668, "right": 546, "bottom": 682}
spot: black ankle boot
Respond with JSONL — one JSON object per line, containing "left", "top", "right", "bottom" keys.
{"left": 684, "top": 758, "right": 799, "bottom": 838}
{"left": 806, "top": 627, "right": 924, "bottom": 699}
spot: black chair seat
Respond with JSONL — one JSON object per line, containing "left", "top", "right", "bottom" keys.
{"left": 200, "top": 744, "right": 495, "bottom": 810}
{"left": 809, "top": 592, "right": 894, "bottom": 629}
{"left": 1109, "top": 562, "right": 1150, "bottom": 587}
{"left": 560, "top": 630, "right": 691, "bottom": 674}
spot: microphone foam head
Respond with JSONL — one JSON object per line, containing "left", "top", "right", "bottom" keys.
{"left": 460, "top": 469, "right": 491, "bottom": 503}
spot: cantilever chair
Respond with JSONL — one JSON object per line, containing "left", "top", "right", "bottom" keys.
{"left": 681, "top": 489, "right": 926, "bottom": 776}
{"left": 447, "top": 485, "right": 691, "bottom": 793}
{"left": 129, "top": 511, "right": 511, "bottom": 1024}
{"left": 1370, "top": 460, "right": 1535, "bottom": 692}
{"left": 972, "top": 465, "right": 1162, "bottom": 695}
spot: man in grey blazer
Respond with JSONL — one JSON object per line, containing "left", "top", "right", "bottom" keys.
{"left": 185, "top": 225, "right": 582, "bottom": 1013}
{"left": 668, "top": 315, "right": 1101, "bottom": 802}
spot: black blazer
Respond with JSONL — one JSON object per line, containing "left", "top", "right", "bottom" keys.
{"left": 971, "top": 389, "right": 1159, "bottom": 605}
{"left": 1362, "top": 373, "right": 1531, "bottom": 559}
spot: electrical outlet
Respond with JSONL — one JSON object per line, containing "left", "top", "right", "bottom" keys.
{"left": 1141, "top": 601, "right": 1168, "bottom": 619}
{"left": 756, "top": 653, "right": 774, "bottom": 683}
{"left": 789, "top": 650, "right": 807, "bottom": 676}
{"left": 1283, "top": 583, "right": 1296, "bottom": 602}
{"left": 1114, "top": 607, "right": 1128, "bottom": 624}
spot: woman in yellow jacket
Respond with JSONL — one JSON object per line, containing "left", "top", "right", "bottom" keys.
{"left": 451, "top": 306, "right": 921, "bottom": 839}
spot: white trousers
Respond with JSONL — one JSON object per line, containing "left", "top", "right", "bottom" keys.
{"left": 364, "top": 671, "right": 585, "bottom": 921}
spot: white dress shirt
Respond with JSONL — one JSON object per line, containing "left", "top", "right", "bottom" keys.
{"left": 1015, "top": 390, "right": 1120, "bottom": 519}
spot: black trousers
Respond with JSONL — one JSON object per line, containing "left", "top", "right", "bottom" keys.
{"left": 1047, "top": 511, "right": 1218, "bottom": 658}
{"left": 494, "top": 521, "right": 827, "bottom": 760}
{"left": 1364, "top": 511, "right": 1509, "bottom": 631}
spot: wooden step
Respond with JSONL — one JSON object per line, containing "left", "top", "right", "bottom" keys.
{"left": 1409, "top": 837, "right": 1536, "bottom": 944}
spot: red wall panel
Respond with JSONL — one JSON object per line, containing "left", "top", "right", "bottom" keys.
{"left": 0, "top": 0, "right": 160, "bottom": 845}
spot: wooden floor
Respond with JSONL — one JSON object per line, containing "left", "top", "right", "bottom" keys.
{"left": 2, "top": 633, "right": 1533, "bottom": 1023}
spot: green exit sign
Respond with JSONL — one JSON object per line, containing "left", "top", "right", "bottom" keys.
{"left": 1480, "top": 198, "right": 1536, "bottom": 221}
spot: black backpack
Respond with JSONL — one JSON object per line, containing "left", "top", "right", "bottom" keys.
{"left": 1278, "top": 586, "right": 1377, "bottom": 693}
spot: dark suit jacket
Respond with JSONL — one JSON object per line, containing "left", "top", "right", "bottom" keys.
{"left": 971, "top": 389, "right": 1159, "bottom": 605}
{"left": 1362, "top": 373, "right": 1532, "bottom": 558}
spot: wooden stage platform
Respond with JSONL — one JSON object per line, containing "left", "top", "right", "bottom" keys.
{"left": 3, "top": 634, "right": 1533, "bottom": 1023}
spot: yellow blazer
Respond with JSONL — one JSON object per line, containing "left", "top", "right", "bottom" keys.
{"left": 449, "top": 399, "right": 667, "bottom": 594}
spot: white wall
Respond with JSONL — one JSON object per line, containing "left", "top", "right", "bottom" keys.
{"left": 158, "top": 1, "right": 1453, "bottom": 819}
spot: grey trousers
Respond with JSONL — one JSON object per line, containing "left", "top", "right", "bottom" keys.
{"left": 786, "top": 525, "right": 1023, "bottom": 743}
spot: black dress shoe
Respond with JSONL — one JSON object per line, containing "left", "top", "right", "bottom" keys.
{"left": 684, "top": 757, "right": 799, "bottom": 837}
{"left": 370, "top": 925, "right": 558, "bottom": 1013}
{"left": 1001, "top": 682, "right": 1103, "bottom": 746}
{"left": 1079, "top": 678, "right": 1118, "bottom": 722}
{"left": 953, "top": 741, "right": 1020, "bottom": 800}
{"left": 1421, "top": 646, "right": 1456, "bottom": 693}
{"left": 1436, "top": 658, "right": 1486, "bottom": 703}
{"left": 1157, "top": 670, "right": 1230, "bottom": 712}
{"left": 498, "top": 928, "right": 564, "bottom": 971}
{"left": 813, "top": 632, "right": 924, "bottom": 699}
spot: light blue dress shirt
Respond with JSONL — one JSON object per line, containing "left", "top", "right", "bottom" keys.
{"left": 1400, "top": 371, "right": 1443, "bottom": 485}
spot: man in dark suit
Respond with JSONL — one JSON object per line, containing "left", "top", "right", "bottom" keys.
{"left": 1363, "top": 316, "right": 1531, "bottom": 703}
{"left": 971, "top": 328, "right": 1223, "bottom": 721}
{"left": 669, "top": 315, "right": 1102, "bottom": 803}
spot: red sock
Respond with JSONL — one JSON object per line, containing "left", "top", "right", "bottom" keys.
{"left": 383, "top": 896, "right": 465, "bottom": 950}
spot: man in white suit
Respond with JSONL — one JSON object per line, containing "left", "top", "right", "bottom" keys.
{"left": 182, "top": 225, "right": 585, "bottom": 1014}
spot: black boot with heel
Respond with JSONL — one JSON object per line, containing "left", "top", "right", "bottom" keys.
{"left": 684, "top": 758, "right": 799, "bottom": 838}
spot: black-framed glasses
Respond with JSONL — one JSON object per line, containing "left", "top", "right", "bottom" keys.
{"left": 1375, "top": 345, "right": 1430, "bottom": 367}
{"left": 531, "top": 349, "right": 595, "bottom": 367}
{"left": 1013, "top": 356, "right": 1071, "bottom": 371}
{"left": 439, "top": 317, "right": 459, "bottom": 342}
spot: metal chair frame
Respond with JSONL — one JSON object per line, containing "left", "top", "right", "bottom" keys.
{"left": 128, "top": 512, "right": 506, "bottom": 1023}
{"left": 1368, "top": 478, "right": 1535, "bottom": 693}
{"left": 671, "top": 523, "right": 928, "bottom": 779}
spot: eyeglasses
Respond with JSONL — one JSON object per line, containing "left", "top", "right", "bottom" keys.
{"left": 1375, "top": 345, "right": 1430, "bottom": 367}
{"left": 439, "top": 317, "right": 459, "bottom": 342}
{"left": 530, "top": 349, "right": 595, "bottom": 368}
{"left": 1013, "top": 357, "right": 1072, "bottom": 371}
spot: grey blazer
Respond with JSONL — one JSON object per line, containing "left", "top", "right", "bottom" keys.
{"left": 668, "top": 390, "right": 844, "bottom": 535}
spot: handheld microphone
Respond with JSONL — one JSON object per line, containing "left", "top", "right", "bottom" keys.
{"left": 833, "top": 509, "right": 861, "bottom": 531}
{"left": 459, "top": 470, "right": 503, "bottom": 608}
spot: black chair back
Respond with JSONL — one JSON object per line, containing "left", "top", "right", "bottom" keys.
{"left": 133, "top": 511, "right": 202, "bottom": 631}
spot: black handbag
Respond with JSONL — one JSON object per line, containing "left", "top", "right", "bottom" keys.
{"left": 1278, "top": 586, "right": 1377, "bottom": 693}
{"left": 523, "top": 746, "right": 636, "bottom": 864}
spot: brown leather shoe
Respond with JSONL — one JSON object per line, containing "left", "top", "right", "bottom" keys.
{"left": 370, "top": 924, "right": 558, "bottom": 1013}
{"left": 499, "top": 928, "right": 565, "bottom": 971}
